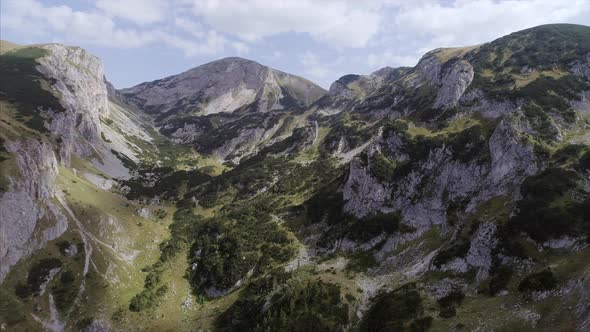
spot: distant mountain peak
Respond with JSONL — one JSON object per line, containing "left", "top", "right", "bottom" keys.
{"left": 121, "top": 57, "right": 326, "bottom": 117}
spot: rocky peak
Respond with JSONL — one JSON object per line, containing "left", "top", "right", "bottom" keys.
{"left": 120, "top": 56, "right": 326, "bottom": 117}
{"left": 327, "top": 67, "right": 410, "bottom": 100}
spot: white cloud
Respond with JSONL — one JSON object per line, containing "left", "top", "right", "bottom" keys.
{"left": 360, "top": 0, "right": 590, "bottom": 73}
{"left": 389, "top": 0, "right": 590, "bottom": 48}
{"left": 1, "top": 0, "right": 148, "bottom": 46}
{"left": 0, "top": 0, "right": 227, "bottom": 56}
{"left": 299, "top": 51, "right": 348, "bottom": 87}
{"left": 231, "top": 41, "right": 250, "bottom": 55}
{"left": 96, "top": 0, "right": 168, "bottom": 25}
{"left": 300, "top": 51, "right": 331, "bottom": 79}
{"left": 174, "top": 17, "right": 205, "bottom": 38}
{"left": 155, "top": 30, "right": 227, "bottom": 56}
{"left": 186, "top": 0, "right": 383, "bottom": 48}
{"left": 263, "top": 51, "right": 282, "bottom": 62}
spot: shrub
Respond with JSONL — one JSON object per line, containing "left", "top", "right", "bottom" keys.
{"left": 437, "top": 291, "right": 465, "bottom": 318}
{"left": 438, "top": 306, "right": 456, "bottom": 318}
{"left": 15, "top": 258, "right": 62, "bottom": 298}
{"left": 518, "top": 269, "right": 557, "bottom": 293}
{"left": 217, "top": 275, "right": 349, "bottom": 332}
{"left": 188, "top": 201, "right": 294, "bottom": 295}
{"left": 410, "top": 316, "right": 433, "bottom": 332}
{"left": 316, "top": 212, "right": 402, "bottom": 248}
{"left": 361, "top": 283, "right": 427, "bottom": 331}
{"left": 346, "top": 251, "right": 378, "bottom": 273}
{"left": 128, "top": 285, "right": 168, "bottom": 312}
{"left": 511, "top": 168, "right": 584, "bottom": 242}
{"left": 433, "top": 241, "right": 471, "bottom": 268}
{"left": 0, "top": 47, "right": 64, "bottom": 132}
{"left": 488, "top": 265, "right": 514, "bottom": 295}
{"left": 370, "top": 153, "right": 397, "bottom": 182}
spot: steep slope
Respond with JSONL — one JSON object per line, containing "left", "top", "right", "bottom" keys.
{"left": 121, "top": 57, "right": 327, "bottom": 163}
{"left": 121, "top": 57, "right": 325, "bottom": 116}
{"left": 317, "top": 66, "right": 411, "bottom": 116}
{"left": 0, "top": 42, "right": 197, "bottom": 331}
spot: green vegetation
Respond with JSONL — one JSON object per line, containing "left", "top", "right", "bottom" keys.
{"left": 511, "top": 167, "right": 589, "bottom": 242}
{"left": 361, "top": 283, "right": 431, "bottom": 331}
{"left": 15, "top": 258, "right": 62, "bottom": 298}
{"left": 369, "top": 152, "right": 397, "bottom": 182}
{"left": 0, "top": 289, "right": 26, "bottom": 326}
{"left": 129, "top": 262, "right": 169, "bottom": 312}
{"left": 432, "top": 241, "right": 470, "bottom": 268}
{"left": 217, "top": 270, "right": 349, "bottom": 332}
{"left": 121, "top": 166, "right": 211, "bottom": 200}
{"left": 378, "top": 119, "right": 494, "bottom": 187}
{"left": 487, "top": 265, "right": 514, "bottom": 296}
{"left": 346, "top": 251, "right": 378, "bottom": 273}
{"left": 437, "top": 291, "right": 465, "bottom": 318}
{"left": 470, "top": 24, "right": 590, "bottom": 97}
{"left": 316, "top": 212, "right": 403, "bottom": 248}
{"left": 129, "top": 285, "right": 168, "bottom": 312}
{"left": 518, "top": 269, "right": 557, "bottom": 293}
{"left": 321, "top": 121, "right": 374, "bottom": 153}
{"left": 188, "top": 200, "right": 294, "bottom": 294}
{"left": 50, "top": 270, "right": 78, "bottom": 311}
{"left": 0, "top": 47, "right": 63, "bottom": 133}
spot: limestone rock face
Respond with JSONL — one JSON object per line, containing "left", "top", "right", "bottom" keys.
{"left": 342, "top": 114, "right": 537, "bottom": 228}
{"left": 0, "top": 192, "right": 67, "bottom": 282}
{"left": 37, "top": 44, "right": 109, "bottom": 165}
{"left": 5, "top": 139, "right": 59, "bottom": 200}
{"left": 121, "top": 57, "right": 326, "bottom": 117}
{"left": 0, "top": 139, "right": 65, "bottom": 282}
{"left": 571, "top": 52, "right": 590, "bottom": 81}
{"left": 433, "top": 60, "right": 474, "bottom": 109}
{"left": 410, "top": 53, "right": 474, "bottom": 110}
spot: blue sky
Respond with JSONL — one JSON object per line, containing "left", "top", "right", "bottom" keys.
{"left": 2, "top": 0, "right": 589, "bottom": 89}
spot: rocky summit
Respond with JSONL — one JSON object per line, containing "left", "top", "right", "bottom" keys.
{"left": 1, "top": 24, "right": 590, "bottom": 332}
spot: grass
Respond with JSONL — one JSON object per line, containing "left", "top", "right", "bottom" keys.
{"left": 432, "top": 45, "right": 481, "bottom": 62}
{"left": 0, "top": 40, "right": 22, "bottom": 54}
{"left": 0, "top": 46, "right": 64, "bottom": 133}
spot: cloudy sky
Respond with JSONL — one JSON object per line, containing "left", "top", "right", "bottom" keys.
{"left": 2, "top": 0, "right": 589, "bottom": 89}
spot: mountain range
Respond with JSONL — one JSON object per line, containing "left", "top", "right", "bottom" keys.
{"left": 0, "top": 23, "right": 589, "bottom": 331}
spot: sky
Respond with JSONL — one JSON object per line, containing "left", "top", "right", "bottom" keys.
{"left": 1, "top": 0, "right": 589, "bottom": 89}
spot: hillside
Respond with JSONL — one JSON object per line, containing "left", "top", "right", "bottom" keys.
{"left": 121, "top": 57, "right": 327, "bottom": 163}
{"left": 1, "top": 24, "right": 590, "bottom": 331}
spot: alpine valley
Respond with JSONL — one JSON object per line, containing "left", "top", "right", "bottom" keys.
{"left": 1, "top": 24, "right": 590, "bottom": 332}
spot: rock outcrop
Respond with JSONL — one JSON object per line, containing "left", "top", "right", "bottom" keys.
{"left": 121, "top": 57, "right": 326, "bottom": 117}
{"left": 37, "top": 44, "right": 109, "bottom": 165}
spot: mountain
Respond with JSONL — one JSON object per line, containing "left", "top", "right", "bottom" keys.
{"left": 121, "top": 57, "right": 325, "bottom": 116}
{"left": 1, "top": 24, "right": 590, "bottom": 332}
{"left": 120, "top": 58, "right": 326, "bottom": 163}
